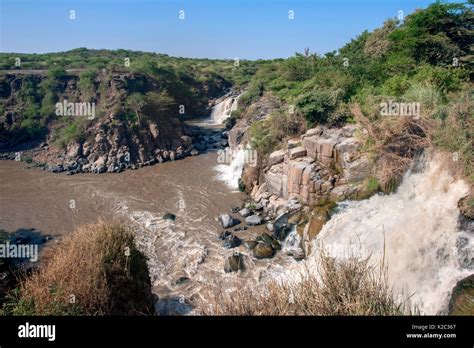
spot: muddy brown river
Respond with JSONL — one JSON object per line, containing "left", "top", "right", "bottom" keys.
{"left": 0, "top": 146, "right": 300, "bottom": 314}
{"left": 0, "top": 153, "right": 244, "bottom": 237}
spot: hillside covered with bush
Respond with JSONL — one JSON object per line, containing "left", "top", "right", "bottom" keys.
{"left": 231, "top": 1, "right": 473, "bottom": 188}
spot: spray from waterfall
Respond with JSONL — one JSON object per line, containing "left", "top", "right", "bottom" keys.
{"left": 275, "top": 152, "right": 471, "bottom": 314}
{"left": 315, "top": 152, "right": 471, "bottom": 314}
{"left": 209, "top": 95, "right": 239, "bottom": 125}
{"left": 214, "top": 147, "right": 246, "bottom": 190}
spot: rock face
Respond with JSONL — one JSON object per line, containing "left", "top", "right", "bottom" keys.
{"left": 273, "top": 212, "right": 293, "bottom": 241}
{"left": 250, "top": 124, "right": 371, "bottom": 214}
{"left": 218, "top": 214, "right": 240, "bottom": 229}
{"left": 448, "top": 274, "right": 474, "bottom": 315}
{"left": 0, "top": 72, "right": 230, "bottom": 174}
{"left": 228, "top": 127, "right": 246, "bottom": 150}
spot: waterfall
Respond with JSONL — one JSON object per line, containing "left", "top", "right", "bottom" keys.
{"left": 282, "top": 225, "right": 301, "bottom": 250}
{"left": 209, "top": 95, "right": 239, "bottom": 125}
{"left": 307, "top": 152, "right": 472, "bottom": 314}
{"left": 214, "top": 146, "right": 246, "bottom": 190}
{"left": 269, "top": 152, "right": 472, "bottom": 314}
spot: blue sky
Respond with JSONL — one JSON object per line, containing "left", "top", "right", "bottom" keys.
{"left": 1, "top": 0, "right": 441, "bottom": 59}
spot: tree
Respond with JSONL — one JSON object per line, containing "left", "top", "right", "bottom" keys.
{"left": 126, "top": 93, "right": 146, "bottom": 124}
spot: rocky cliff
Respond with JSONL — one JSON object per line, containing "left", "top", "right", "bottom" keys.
{"left": 248, "top": 124, "right": 371, "bottom": 217}
{"left": 0, "top": 71, "right": 230, "bottom": 173}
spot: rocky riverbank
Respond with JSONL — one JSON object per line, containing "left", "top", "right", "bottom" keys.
{"left": 0, "top": 70, "right": 234, "bottom": 174}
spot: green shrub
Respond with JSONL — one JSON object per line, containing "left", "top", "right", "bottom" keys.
{"left": 47, "top": 67, "right": 68, "bottom": 80}
{"left": 413, "top": 65, "right": 468, "bottom": 93}
{"left": 382, "top": 75, "right": 411, "bottom": 97}
{"left": 295, "top": 88, "right": 342, "bottom": 125}
{"left": 403, "top": 82, "right": 443, "bottom": 110}
{"left": 78, "top": 69, "right": 98, "bottom": 100}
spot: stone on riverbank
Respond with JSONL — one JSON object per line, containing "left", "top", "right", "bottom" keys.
{"left": 218, "top": 214, "right": 240, "bottom": 228}
{"left": 224, "top": 253, "right": 245, "bottom": 273}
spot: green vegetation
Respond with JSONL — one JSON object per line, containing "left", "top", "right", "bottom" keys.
{"left": 240, "top": 1, "right": 473, "bottom": 182}
{"left": 0, "top": 1, "right": 471, "bottom": 185}
{"left": 0, "top": 49, "right": 260, "bottom": 148}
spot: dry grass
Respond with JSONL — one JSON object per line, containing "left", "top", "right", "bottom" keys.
{"left": 196, "top": 254, "right": 412, "bottom": 315}
{"left": 4, "top": 221, "right": 153, "bottom": 315}
{"left": 351, "top": 103, "right": 429, "bottom": 191}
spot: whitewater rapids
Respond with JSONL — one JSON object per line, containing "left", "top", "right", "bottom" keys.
{"left": 277, "top": 152, "right": 472, "bottom": 314}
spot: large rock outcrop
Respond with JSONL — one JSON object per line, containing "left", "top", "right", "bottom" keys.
{"left": 248, "top": 125, "right": 372, "bottom": 218}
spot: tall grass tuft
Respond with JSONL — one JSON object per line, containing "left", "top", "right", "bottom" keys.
{"left": 196, "top": 254, "right": 413, "bottom": 315}
{"left": 1, "top": 221, "right": 154, "bottom": 315}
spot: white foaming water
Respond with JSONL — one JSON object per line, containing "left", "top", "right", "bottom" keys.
{"left": 209, "top": 95, "right": 239, "bottom": 125}
{"left": 114, "top": 203, "right": 209, "bottom": 290}
{"left": 291, "top": 152, "right": 471, "bottom": 314}
{"left": 282, "top": 225, "right": 301, "bottom": 250}
{"left": 214, "top": 147, "right": 246, "bottom": 189}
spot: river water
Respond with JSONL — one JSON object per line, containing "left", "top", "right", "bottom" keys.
{"left": 0, "top": 98, "right": 471, "bottom": 315}
{"left": 0, "top": 97, "right": 301, "bottom": 314}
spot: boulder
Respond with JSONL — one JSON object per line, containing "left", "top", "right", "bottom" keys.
{"left": 149, "top": 123, "right": 159, "bottom": 140}
{"left": 257, "top": 233, "right": 274, "bottom": 244}
{"left": 273, "top": 212, "right": 293, "bottom": 241}
{"left": 304, "top": 127, "right": 323, "bottom": 138}
{"left": 448, "top": 274, "right": 474, "bottom": 315}
{"left": 163, "top": 213, "right": 176, "bottom": 221}
{"left": 244, "top": 240, "right": 258, "bottom": 250}
{"left": 289, "top": 146, "right": 307, "bottom": 160}
{"left": 302, "top": 136, "right": 320, "bottom": 158}
{"left": 218, "top": 214, "right": 240, "bottom": 229}
{"left": 287, "top": 139, "right": 301, "bottom": 149}
{"left": 93, "top": 156, "right": 107, "bottom": 173}
{"left": 334, "top": 138, "right": 359, "bottom": 166}
{"left": 67, "top": 142, "right": 82, "bottom": 158}
{"left": 268, "top": 149, "right": 286, "bottom": 166}
{"left": 224, "top": 253, "right": 245, "bottom": 273}
{"left": 319, "top": 138, "right": 338, "bottom": 158}
{"left": 342, "top": 124, "right": 358, "bottom": 138}
{"left": 271, "top": 239, "right": 282, "bottom": 250}
{"left": 238, "top": 208, "right": 251, "bottom": 217}
{"left": 344, "top": 157, "right": 371, "bottom": 182}
{"left": 253, "top": 242, "right": 275, "bottom": 259}
{"left": 219, "top": 230, "right": 232, "bottom": 240}
{"left": 180, "top": 135, "right": 193, "bottom": 147}
{"left": 223, "top": 233, "right": 242, "bottom": 249}
{"left": 286, "top": 248, "right": 305, "bottom": 261}
{"left": 245, "top": 215, "right": 263, "bottom": 226}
